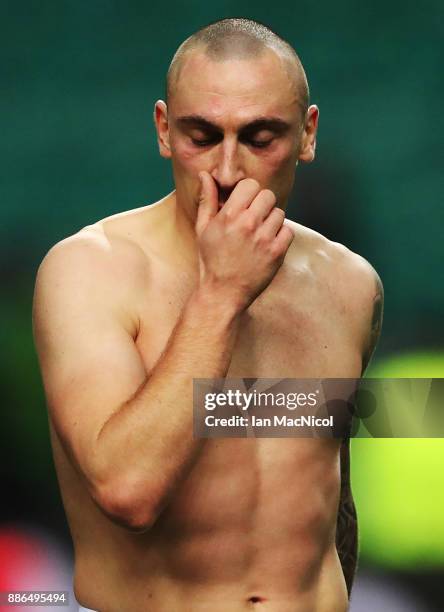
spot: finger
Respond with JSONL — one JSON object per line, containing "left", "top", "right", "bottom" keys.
{"left": 273, "top": 223, "right": 295, "bottom": 255}
{"left": 222, "top": 178, "right": 262, "bottom": 218}
{"left": 259, "top": 206, "right": 285, "bottom": 237}
{"left": 196, "top": 171, "right": 218, "bottom": 236}
{"left": 246, "top": 189, "right": 277, "bottom": 224}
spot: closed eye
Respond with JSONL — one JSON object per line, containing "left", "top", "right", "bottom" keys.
{"left": 190, "top": 130, "right": 223, "bottom": 147}
{"left": 245, "top": 138, "right": 274, "bottom": 148}
{"left": 177, "top": 115, "right": 290, "bottom": 151}
{"left": 191, "top": 137, "right": 219, "bottom": 147}
{"left": 240, "top": 129, "right": 276, "bottom": 149}
{"left": 191, "top": 136, "right": 274, "bottom": 148}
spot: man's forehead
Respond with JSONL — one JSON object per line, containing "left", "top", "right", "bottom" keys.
{"left": 171, "top": 49, "right": 300, "bottom": 118}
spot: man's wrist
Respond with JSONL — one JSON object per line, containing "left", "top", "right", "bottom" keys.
{"left": 191, "top": 280, "right": 244, "bottom": 323}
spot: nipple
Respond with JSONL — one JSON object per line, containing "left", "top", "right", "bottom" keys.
{"left": 248, "top": 595, "right": 266, "bottom": 604}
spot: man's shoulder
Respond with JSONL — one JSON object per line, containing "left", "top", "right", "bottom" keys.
{"left": 283, "top": 221, "right": 383, "bottom": 366}
{"left": 37, "top": 225, "right": 144, "bottom": 289}
{"left": 37, "top": 201, "right": 167, "bottom": 288}
{"left": 34, "top": 209, "right": 158, "bottom": 327}
{"left": 284, "top": 219, "right": 382, "bottom": 301}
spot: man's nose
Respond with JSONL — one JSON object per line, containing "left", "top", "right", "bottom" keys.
{"left": 211, "top": 140, "right": 245, "bottom": 192}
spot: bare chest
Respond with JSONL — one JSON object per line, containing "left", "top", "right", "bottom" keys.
{"left": 135, "top": 263, "right": 363, "bottom": 379}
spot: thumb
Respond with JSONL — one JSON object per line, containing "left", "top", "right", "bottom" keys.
{"left": 196, "top": 171, "right": 218, "bottom": 236}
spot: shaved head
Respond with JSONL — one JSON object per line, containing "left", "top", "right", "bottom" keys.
{"left": 166, "top": 18, "right": 309, "bottom": 116}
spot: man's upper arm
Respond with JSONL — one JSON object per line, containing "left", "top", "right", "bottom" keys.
{"left": 333, "top": 251, "right": 383, "bottom": 595}
{"left": 361, "top": 265, "right": 384, "bottom": 374}
{"left": 33, "top": 233, "right": 148, "bottom": 496}
{"left": 333, "top": 247, "right": 384, "bottom": 374}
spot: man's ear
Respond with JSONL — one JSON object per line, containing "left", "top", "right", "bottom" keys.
{"left": 154, "top": 100, "right": 171, "bottom": 159}
{"left": 298, "top": 105, "right": 319, "bottom": 163}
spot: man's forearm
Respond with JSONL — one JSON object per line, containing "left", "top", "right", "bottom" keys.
{"left": 93, "top": 283, "right": 242, "bottom": 530}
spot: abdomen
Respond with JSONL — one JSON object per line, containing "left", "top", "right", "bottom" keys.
{"left": 153, "top": 437, "right": 342, "bottom": 590}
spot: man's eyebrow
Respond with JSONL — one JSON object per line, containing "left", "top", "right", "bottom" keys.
{"left": 175, "top": 115, "right": 222, "bottom": 131}
{"left": 175, "top": 115, "right": 291, "bottom": 133}
{"left": 239, "top": 118, "right": 291, "bottom": 134}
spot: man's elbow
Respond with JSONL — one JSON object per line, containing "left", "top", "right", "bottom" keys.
{"left": 93, "top": 477, "right": 162, "bottom": 533}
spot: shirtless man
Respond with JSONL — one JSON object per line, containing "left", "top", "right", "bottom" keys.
{"left": 32, "top": 18, "right": 383, "bottom": 612}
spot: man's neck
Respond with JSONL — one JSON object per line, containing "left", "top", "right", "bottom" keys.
{"left": 166, "top": 190, "right": 200, "bottom": 270}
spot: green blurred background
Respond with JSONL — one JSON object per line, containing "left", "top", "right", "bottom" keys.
{"left": 1, "top": 0, "right": 443, "bottom": 609}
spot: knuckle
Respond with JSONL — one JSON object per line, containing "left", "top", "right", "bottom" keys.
{"left": 223, "top": 207, "right": 234, "bottom": 222}
{"left": 255, "top": 233, "right": 270, "bottom": 248}
{"left": 241, "top": 216, "right": 256, "bottom": 233}
{"left": 269, "top": 242, "right": 285, "bottom": 259}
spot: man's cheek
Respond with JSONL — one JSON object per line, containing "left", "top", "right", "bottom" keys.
{"left": 171, "top": 135, "right": 207, "bottom": 161}
{"left": 174, "top": 147, "right": 212, "bottom": 176}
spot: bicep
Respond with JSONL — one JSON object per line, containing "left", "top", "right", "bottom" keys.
{"left": 33, "top": 240, "right": 147, "bottom": 488}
